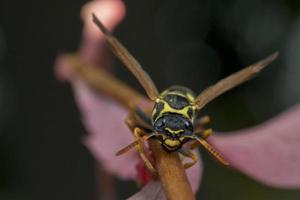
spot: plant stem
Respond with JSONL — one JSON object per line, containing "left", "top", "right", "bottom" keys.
{"left": 68, "top": 54, "right": 195, "bottom": 200}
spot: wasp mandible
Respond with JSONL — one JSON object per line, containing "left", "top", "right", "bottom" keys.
{"left": 92, "top": 14, "right": 278, "bottom": 174}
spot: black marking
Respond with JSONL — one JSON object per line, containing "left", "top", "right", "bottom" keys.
{"left": 166, "top": 86, "right": 196, "bottom": 97}
{"left": 163, "top": 94, "right": 189, "bottom": 109}
{"left": 155, "top": 102, "right": 164, "bottom": 113}
{"left": 152, "top": 102, "right": 164, "bottom": 122}
{"left": 154, "top": 113, "right": 193, "bottom": 135}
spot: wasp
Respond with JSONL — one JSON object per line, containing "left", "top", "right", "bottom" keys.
{"left": 92, "top": 14, "right": 278, "bottom": 174}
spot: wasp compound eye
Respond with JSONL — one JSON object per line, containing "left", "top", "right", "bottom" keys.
{"left": 154, "top": 117, "right": 166, "bottom": 132}
{"left": 184, "top": 120, "right": 190, "bottom": 129}
{"left": 157, "top": 120, "right": 165, "bottom": 128}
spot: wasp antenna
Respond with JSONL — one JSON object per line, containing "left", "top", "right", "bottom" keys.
{"left": 250, "top": 51, "right": 279, "bottom": 72}
{"left": 194, "top": 52, "right": 279, "bottom": 110}
{"left": 92, "top": 13, "right": 111, "bottom": 36}
{"left": 92, "top": 13, "right": 160, "bottom": 100}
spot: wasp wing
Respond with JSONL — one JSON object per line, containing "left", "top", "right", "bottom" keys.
{"left": 92, "top": 14, "right": 159, "bottom": 100}
{"left": 194, "top": 52, "right": 279, "bottom": 110}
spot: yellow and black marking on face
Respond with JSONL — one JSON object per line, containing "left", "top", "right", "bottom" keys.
{"left": 152, "top": 86, "right": 197, "bottom": 151}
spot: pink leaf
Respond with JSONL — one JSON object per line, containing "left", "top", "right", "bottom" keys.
{"left": 210, "top": 104, "right": 300, "bottom": 188}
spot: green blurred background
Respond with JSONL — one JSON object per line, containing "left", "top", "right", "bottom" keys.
{"left": 1, "top": 0, "right": 300, "bottom": 199}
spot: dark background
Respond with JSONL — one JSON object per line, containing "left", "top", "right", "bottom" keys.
{"left": 1, "top": 0, "right": 300, "bottom": 199}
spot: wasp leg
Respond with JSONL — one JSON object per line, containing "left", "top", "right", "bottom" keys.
{"left": 118, "top": 115, "right": 156, "bottom": 174}
{"left": 178, "top": 147, "right": 198, "bottom": 169}
{"left": 193, "top": 115, "right": 211, "bottom": 139}
{"left": 200, "top": 128, "right": 213, "bottom": 139}
{"left": 125, "top": 116, "right": 137, "bottom": 132}
{"left": 189, "top": 128, "right": 213, "bottom": 150}
{"left": 134, "top": 127, "right": 157, "bottom": 175}
{"left": 116, "top": 138, "right": 143, "bottom": 156}
{"left": 194, "top": 115, "right": 210, "bottom": 127}
{"left": 115, "top": 116, "right": 150, "bottom": 156}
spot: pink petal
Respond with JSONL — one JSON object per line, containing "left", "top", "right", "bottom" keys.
{"left": 210, "top": 104, "right": 300, "bottom": 188}
{"left": 79, "top": 0, "right": 126, "bottom": 65}
{"left": 80, "top": 0, "right": 125, "bottom": 42}
{"left": 74, "top": 79, "right": 139, "bottom": 179}
{"left": 55, "top": 53, "right": 138, "bottom": 179}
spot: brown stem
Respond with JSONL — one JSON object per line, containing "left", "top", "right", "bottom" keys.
{"left": 150, "top": 141, "right": 195, "bottom": 200}
{"left": 67, "top": 54, "right": 195, "bottom": 200}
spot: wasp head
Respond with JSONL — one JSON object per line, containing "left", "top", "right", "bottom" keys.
{"left": 153, "top": 114, "right": 193, "bottom": 152}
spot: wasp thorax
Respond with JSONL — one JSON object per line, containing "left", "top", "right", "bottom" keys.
{"left": 152, "top": 86, "right": 196, "bottom": 123}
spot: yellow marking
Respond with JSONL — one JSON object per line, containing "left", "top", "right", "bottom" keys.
{"left": 192, "top": 105, "right": 197, "bottom": 110}
{"left": 152, "top": 107, "right": 157, "bottom": 117}
{"left": 156, "top": 99, "right": 194, "bottom": 120}
{"left": 186, "top": 93, "right": 195, "bottom": 102}
{"left": 165, "top": 128, "right": 184, "bottom": 134}
{"left": 202, "top": 128, "right": 212, "bottom": 139}
{"left": 162, "top": 135, "right": 167, "bottom": 140}
{"left": 164, "top": 139, "right": 181, "bottom": 147}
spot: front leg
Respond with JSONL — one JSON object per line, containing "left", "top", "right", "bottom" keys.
{"left": 133, "top": 127, "right": 157, "bottom": 175}
{"left": 117, "top": 114, "right": 156, "bottom": 174}
{"left": 193, "top": 115, "right": 212, "bottom": 139}
{"left": 178, "top": 147, "right": 198, "bottom": 169}
{"left": 115, "top": 114, "right": 152, "bottom": 157}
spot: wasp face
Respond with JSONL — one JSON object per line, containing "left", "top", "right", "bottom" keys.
{"left": 153, "top": 114, "right": 193, "bottom": 151}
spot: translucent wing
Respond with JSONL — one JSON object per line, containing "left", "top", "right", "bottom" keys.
{"left": 92, "top": 14, "right": 159, "bottom": 100}
{"left": 194, "top": 52, "right": 279, "bottom": 110}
